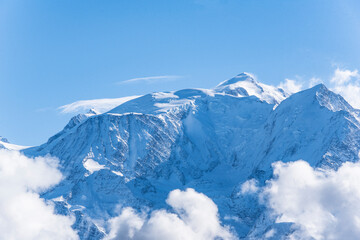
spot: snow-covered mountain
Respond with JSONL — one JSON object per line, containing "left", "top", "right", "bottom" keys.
{"left": 214, "top": 72, "right": 289, "bottom": 105}
{"left": 23, "top": 73, "right": 360, "bottom": 239}
{"left": 0, "top": 136, "right": 29, "bottom": 150}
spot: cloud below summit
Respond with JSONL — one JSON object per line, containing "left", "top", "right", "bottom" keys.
{"left": 0, "top": 149, "right": 78, "bottom": 240}
{"left": 262, "top": 160, "right": 360, "bottom": 240}
{"left": 105, "top": 188, "right": 236, "bottom": 240}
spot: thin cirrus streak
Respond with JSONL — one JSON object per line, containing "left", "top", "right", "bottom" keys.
{"left": 117, "top": 75, "right": 182, "bottom": 85}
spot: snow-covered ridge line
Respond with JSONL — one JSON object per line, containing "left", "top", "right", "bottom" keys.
{"left": 0, "top": 137, "right": 30, "bottom": 151}
{"left": 59, "top": 95, "right": 142, "bottom": 114}
{"left": 57, "top": 73, "right": 289, "bottom": 117}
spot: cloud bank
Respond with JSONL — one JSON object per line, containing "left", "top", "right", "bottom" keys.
{"left": 263, "top": 160, "right": 360, "bottom": 240}
{"left": 0, "top": 149, "right": 78, "bottom": 240}
{"left": 59, "top": 96, "right": 140, "bottom": 114}
{"left": 105, "top": 188, "right": 236, "bottom": 240}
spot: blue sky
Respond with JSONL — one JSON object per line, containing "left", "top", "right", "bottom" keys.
{"left": 1, "top": 0, "right": 360, "bottom": 145}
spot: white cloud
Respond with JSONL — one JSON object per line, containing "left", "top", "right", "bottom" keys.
{"left": 106, "top": 208, "right": 144, "bottom": 239}
{"left": 278, "top": 79, "right": 303, "bottom": 94}
{"left": 118, "top": 75, "right": 182, "bottom": 85}
{"left": 308, "top": 77, "right": 323, "bottom": 87}
{"left": 329, "top": 68, "right": 360, "bottom": 109}
{"left": 240, "top": 179, "right": 258, "bottom": 194}
{"left": 282, "top": 68, "right": 360, "bottom": 109}
{"left": 263, "top": 160, "right": 360, "bottom": 240}
{"left": 331, "top": 83, "right": 360, "bottom": 108}
{"left": 0, "top": 149, "right": 78, "bottom": 240}
{"left": 59, "top": 96, "right": 141, "bottom": 114}
{"left": 105, "top": 188, "right": 237, "bottom": 240}
{"left": 330, "top": 68, "right": 359, "bottom": 85}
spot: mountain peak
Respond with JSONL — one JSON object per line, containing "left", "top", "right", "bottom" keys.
{"left": 278, "top": 83, "right": 354, "bottom": 113}
{"left": 313, "top": 84, "right": 354, "bottom": 112}
{"left": 0, "top": 136, "right": 9, "bottom": 143}
{"left": 87, "top": 108, "right": 99, "bottom": 115}
{"left": 308, "top": 83, "right": 327, "bottom": 92}
{"left": 216, "top": 72, "right": 255, "bottom": 87}
{"left": 214, "top": 72, "right": 289, "bottom": 105}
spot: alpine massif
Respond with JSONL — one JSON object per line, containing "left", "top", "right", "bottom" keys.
{"left": 6, "top": 73, "right": 360, "bottom": 239}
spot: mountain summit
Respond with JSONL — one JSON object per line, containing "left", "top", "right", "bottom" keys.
{"left": 215, "top": 72, "right": 289, "bottom": 104}
{"left": 216, "top": 72, "right": 256, "bottom": 86}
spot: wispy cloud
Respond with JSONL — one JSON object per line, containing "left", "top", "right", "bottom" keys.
{"left": 308, "top": 77, "right": 323, "bottom": 87}
{"left": 117, "top": 75, "right": 182, "bottom": 85}
{"left": 282, "top": 67, "right": 360, "bottom": 109}
{"left": 278, "top": 78, "right": 303, "bottom": 94}
{"left": 331, "top": 68, "right": 359, "bottom": 85}
{"left": 329, "top": 68, "right": 360, "bottom": 109}
{"left": 59, "top": 96, "right": 141, "bottom": 114}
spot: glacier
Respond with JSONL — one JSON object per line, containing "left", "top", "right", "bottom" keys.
{"left": 13, "top": 72, "right": 360, "bottom": 239}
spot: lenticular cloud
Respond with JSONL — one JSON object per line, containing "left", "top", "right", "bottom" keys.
{"left": 264, "top": 160, "right": 360, "bottom": 240}
{"left": 0, "top": 149, "right": 78, "bottom": 240}
{"left": 105, "top": 188, "right": 237, "bottom": 240}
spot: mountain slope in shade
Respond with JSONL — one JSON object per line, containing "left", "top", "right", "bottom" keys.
{"left": 23, "top": 73, "right": 360, "bottom": 239}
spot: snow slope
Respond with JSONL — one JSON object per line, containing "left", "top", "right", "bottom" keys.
{"left": 214, "top": 72, "right": 289, "bottom": 105}
{"left": 0, "top": 136, "right": 30, "bottom": 150}
{"left": 23, "top": 73, "right": 360, "bottom": 239}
